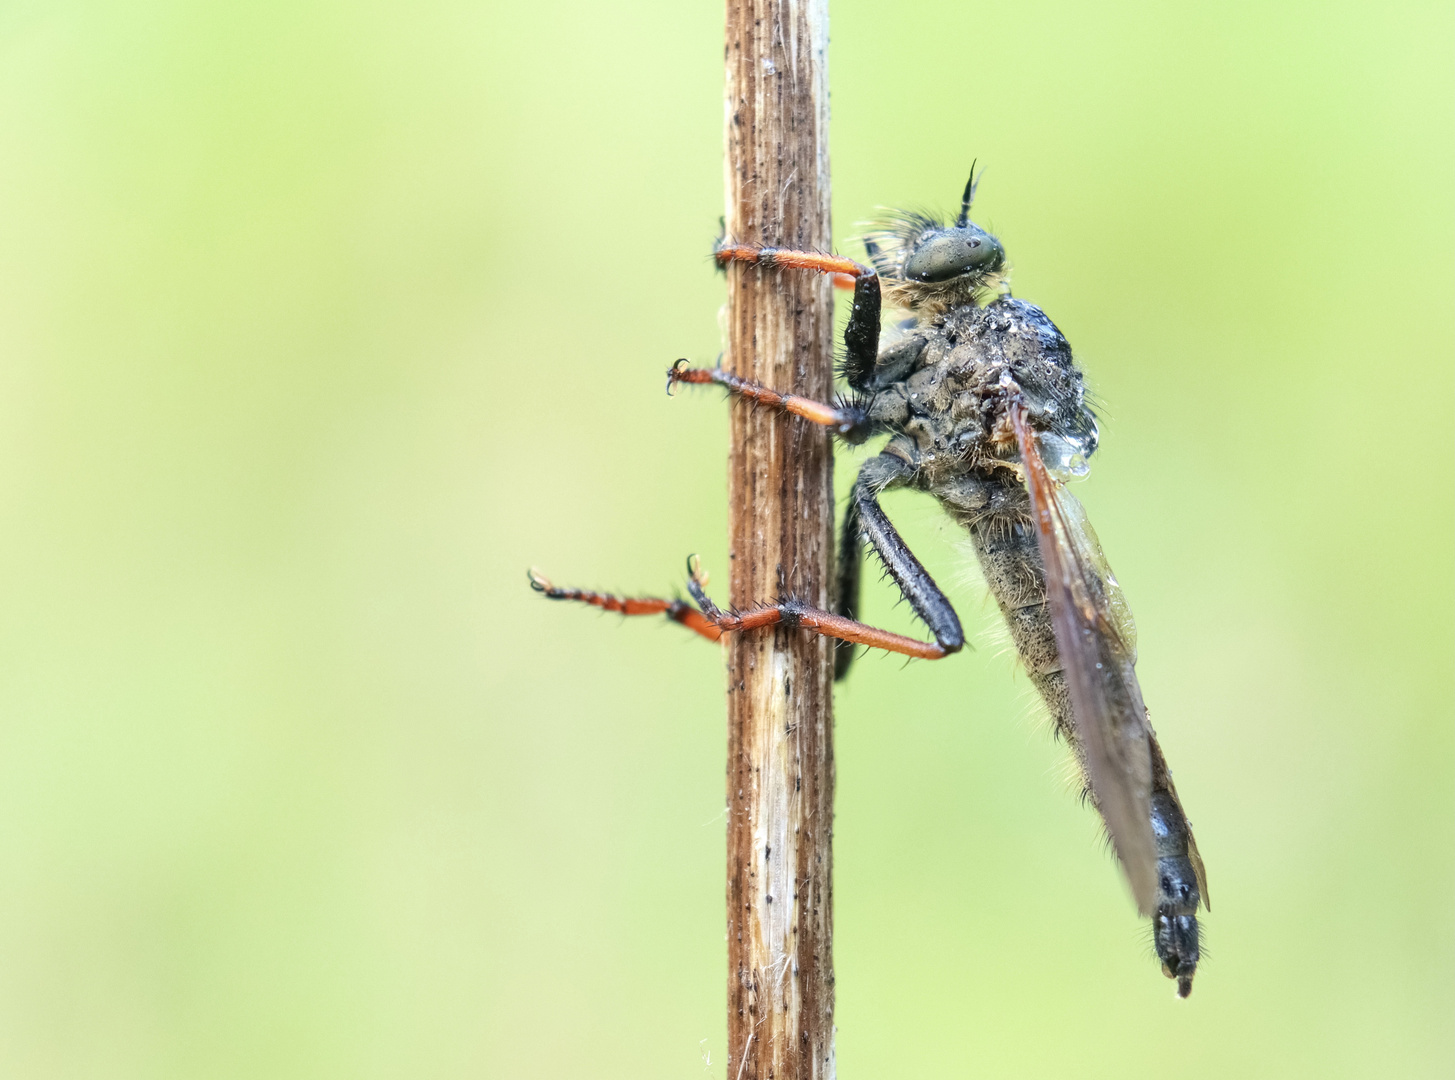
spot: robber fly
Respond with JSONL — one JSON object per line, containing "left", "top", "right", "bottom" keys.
{"left": 530, "top": 169, "right": 1209, "bottom": 996}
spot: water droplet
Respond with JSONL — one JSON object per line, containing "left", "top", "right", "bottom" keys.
{"left": 1036, "top": 431, "right": 1091, "bottom": 479}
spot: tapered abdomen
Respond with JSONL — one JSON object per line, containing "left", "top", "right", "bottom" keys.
{"left": 947, "top": 477, "right": 1205, "bottom": 996}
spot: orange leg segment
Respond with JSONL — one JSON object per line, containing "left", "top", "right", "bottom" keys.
{"left": 666, "top": 360, "right": 869, "bottom": 440}
{"left": 528, "top": 570, "right": 722, "bottom": 641}
{"left": 713, "top": 240, "right": 883, "bottom": 392}
{"left": 714, "top": 242, "right": 873, "bottom": 281}
{"left": 530, "top": 560, "right": 952, "bottom": 663}
{"left": 683, "top": 557, "right": 951, "bottom": 661}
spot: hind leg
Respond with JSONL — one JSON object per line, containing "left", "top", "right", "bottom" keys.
{"left": 531, "top": 557, "right": 955, "bottom": 662}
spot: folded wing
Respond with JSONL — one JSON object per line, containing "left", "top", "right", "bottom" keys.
{"left": 1012, "top": 405, "right": 1158, "bottom": 915}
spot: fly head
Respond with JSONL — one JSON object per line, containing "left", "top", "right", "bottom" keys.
{"left": 864, "top": 166, "right": 1009, "bottom": 314}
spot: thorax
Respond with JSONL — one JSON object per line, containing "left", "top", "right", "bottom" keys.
{"left": 867, "top": 297, "right": 1099, "bottom": 490}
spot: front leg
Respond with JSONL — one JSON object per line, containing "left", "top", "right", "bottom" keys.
{"left": 715, "top": 242, "right": 881, "bottom": 392}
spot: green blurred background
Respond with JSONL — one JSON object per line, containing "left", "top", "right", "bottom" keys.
{"left": 0, "top": 1, "right": 1450, "bottom": 1076}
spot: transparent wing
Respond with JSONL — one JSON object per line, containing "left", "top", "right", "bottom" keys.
{"left": 1012, "top": 406, "right": 1158, "bottom": 915}
{"left": 1148, "top": 733, "right": 1211, "bottom": 910}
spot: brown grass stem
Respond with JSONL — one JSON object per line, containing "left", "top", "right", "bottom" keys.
{"left": 722, "top": 2, "right": 836, "bottom": 1078}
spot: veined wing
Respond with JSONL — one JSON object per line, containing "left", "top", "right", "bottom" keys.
{"left": 1012, "top": 405, "right": 1158, "bottom": 915}
{"left": 1045, "top": 467, "right": 1211, "bottom": 912}
{"left": 1148, "top": 731, "right": 1211, "bottom": 910}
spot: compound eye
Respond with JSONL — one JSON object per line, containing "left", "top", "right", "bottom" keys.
{"left": 903, "top": 228, "right": 1005, "bottom": 283}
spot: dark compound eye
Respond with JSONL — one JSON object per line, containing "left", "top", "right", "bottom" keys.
{"left": 903, "top": 226, "right": 1005, "bottom": 283}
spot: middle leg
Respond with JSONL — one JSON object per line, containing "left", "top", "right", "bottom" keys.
{"left": 667, "top": 360, "right": 870, "bottom": 442}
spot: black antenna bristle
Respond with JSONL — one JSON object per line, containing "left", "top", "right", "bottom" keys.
{"left": 956, "top": 160, "right": 980, "bottom": 227}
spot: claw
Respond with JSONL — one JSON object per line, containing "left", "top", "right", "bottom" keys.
{"left": 666, "top": 358, "right": 690, "bottom": 396}
{"left": 685, "top": 555, "right": 722, "bottom": 618}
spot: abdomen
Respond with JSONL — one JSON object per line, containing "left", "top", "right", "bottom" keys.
{"left": 942, "top": 472, "right": 1204, "bottom": 993}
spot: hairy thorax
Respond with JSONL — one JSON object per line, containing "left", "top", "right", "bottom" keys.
{"left": 867, "top": 296, "right": 1100, "bottom": 493}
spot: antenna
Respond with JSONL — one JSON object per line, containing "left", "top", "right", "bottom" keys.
{"left": 956, "top": 161, "right": 980, "bottom": 227}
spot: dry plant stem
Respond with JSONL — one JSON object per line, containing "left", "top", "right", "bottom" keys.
{"left": 723, "top": 2, "right": 835, "bottom": 1079}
